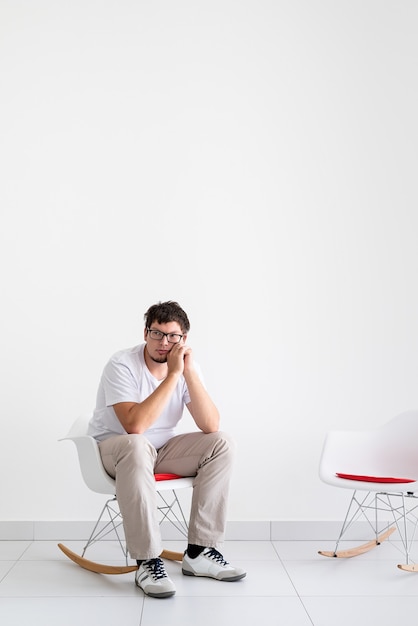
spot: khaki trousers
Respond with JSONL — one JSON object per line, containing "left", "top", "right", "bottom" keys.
{"left": 98, "top": 430, "right": 236, "bottom": 560}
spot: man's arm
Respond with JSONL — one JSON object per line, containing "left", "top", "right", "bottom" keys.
{"left": 182, "top": 348, "right": 220, "bottom": 433}
{"left": 113, "top": 341, "right": 219, "bottom": 435}
{"left": 113, "top": 371, "right": 181, "bottom": 434}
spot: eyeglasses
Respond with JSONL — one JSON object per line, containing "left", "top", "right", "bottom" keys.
{"left": 147, "top": 328, "right": 183, "bottom": 344}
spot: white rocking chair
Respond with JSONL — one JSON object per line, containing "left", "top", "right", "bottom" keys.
{"left": 58, "top": 416, "right": 194, "bottom": 574}
{"left": 318, "top": 410, "right": 418, "bottom": 572}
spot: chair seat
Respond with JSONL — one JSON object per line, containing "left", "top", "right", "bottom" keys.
{"left": 335, "top": 473, "right": 416, "bottom": 484}
{"left": 60, "top": 417, "right": 194, "bottom": 494}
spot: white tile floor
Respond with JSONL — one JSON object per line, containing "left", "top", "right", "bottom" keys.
{"left": 1, "top": 538, "right": 418, "bottom": 626}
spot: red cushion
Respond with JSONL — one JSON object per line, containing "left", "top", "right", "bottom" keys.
{"left": 336, "top": 472, "right": 415, "bottom": 483}
{"left": 154, "top": 473, "right": 182, "bottom": 481}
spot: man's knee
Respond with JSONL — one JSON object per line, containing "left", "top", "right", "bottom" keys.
{"left": 205, "top": 430, "right": 237, "bottom": 460}
{"left": 109, "top": 434, "right": 157, "bottom": 468}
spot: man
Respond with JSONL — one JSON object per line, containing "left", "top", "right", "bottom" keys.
{"left": 88, "top": 300, "right": 246, "bottom": 598}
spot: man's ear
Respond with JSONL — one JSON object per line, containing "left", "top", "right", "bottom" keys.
{"left": 182, "top": 334, "right": 188, "bottom": 343}
{"left": 143, "top": 327, "right": 148, "bottom": 341}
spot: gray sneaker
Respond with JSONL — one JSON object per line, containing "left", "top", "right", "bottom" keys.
{"left": 135, "top": 558, "right": 176, "bottom": 598}
{"left": 182, "top": 547, "right": 246, "bottom": 581}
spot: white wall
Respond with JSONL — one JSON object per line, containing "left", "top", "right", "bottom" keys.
{"left": 1, "top": 0, "right": 417, "bottom": 526}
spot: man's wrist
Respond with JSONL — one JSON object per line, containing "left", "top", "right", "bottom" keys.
{"left": 165, "top": 371, "right": 182, "bottom": 382}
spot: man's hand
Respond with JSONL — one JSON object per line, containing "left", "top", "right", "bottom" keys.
{"left": 182, "top": 345, "right": 194, "bottom": 374}
{"left": 166, "top": 342, "right": 194, "bottom": 376}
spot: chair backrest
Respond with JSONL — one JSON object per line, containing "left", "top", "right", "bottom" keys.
{"left": 60, "top": 416, "right": 117, "bottom": 495}
{"left": 319, "top": 410, "right": 418, "bottom": 489}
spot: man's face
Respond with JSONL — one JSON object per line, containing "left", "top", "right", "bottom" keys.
{"left": 144, "top": 321, "right": 186, "bottom": 364}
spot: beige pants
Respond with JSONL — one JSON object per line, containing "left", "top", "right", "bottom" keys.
{"left": 98, "top": 431, "right": 236, "bottom": 560}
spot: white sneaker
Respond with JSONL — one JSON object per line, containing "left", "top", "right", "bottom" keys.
{"left": 135, "top": 558, "right": 176, "bottom": 598}
{"left": 182, "top": 548, "right": 246, "bottom": 581}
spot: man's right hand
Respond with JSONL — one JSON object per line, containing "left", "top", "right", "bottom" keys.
{"left": 166, "top": 342, "right": 188, "bottom": 376}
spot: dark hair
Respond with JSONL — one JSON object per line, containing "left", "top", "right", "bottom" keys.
{"left": 144, "top": 301, "right": 190, "bottom": 334}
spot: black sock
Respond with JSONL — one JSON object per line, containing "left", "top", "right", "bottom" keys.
{"left": 136, "top": 559, "right": 144, "bottom": 566}
{"left": 187, "top": 544, "right": 205, "bottom": 559}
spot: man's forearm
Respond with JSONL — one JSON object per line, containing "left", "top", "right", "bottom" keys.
{"left": 115, "top": 372, "right": 181, "bottom": 433}
{"left": 185, "top": 370, "right": 220, "bottom": 433}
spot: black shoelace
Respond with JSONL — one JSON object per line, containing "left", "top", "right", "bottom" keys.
{"left": 205, "top": 548, "right": 229, "bottom": 566}
{"left": 143, "top": 558, "right": 167, "bottom": 580}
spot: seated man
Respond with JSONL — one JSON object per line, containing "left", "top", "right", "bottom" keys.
{"left": 88, "top": 300, "right": 246, "bottom": 597}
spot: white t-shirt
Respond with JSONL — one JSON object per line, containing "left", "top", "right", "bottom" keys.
{"left": 88, "top": 343, "right": 203, "bottom": 449}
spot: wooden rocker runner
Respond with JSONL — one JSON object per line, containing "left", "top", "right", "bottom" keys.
{"left": 318, "top": 527, "right": 395, "bottom": 558}
{"left": 58, "top": 543, "right": 183, "bottom": 575}
{"left": 398, "top": 563, "right": 418, "bottom": 572}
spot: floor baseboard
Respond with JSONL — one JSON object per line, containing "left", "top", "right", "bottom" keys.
{"left": 0, "top": 520, "right": 374, "bottom": 541}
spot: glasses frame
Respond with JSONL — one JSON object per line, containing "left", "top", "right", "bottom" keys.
{"left": 146, "top": 328, "right": 184, "bottom": 344}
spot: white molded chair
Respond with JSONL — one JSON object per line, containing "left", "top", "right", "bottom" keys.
{"left": 318, "top": 410, "right": 418, "bottom": 569}
{"left": 60, "top": 416, "right": 194, "bottom": 566}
